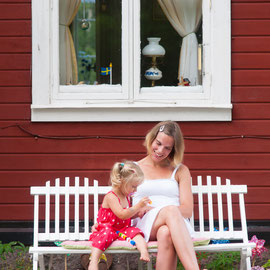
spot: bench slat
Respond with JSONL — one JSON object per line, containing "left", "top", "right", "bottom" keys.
{"left": 64, "top": 177, "right": 70, "bottom": 239}
{"left": 217, "top": 177, "right": 224, "bottom": 234}
{"left": 207, "top": 176, "right": 214, "bottom": 234}
{"left": 84, "top": 178, "right": 89, "bottom": 237}
{"left": 55, "top": 178, "right": 60, "bottom": 239}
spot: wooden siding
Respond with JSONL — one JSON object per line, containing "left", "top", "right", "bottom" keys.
{"left": 0, "top": 0, "right": 269, "bottom": 223}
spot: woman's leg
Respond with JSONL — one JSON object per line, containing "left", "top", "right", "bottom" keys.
{"left": 154, "top": 225, "right": 177, "bottom": 270}
{"left": 132, "top": 234, "right": 150, "bottom": 262}
{"left": 151, "top": 206, "right": 199, "bottom": 270}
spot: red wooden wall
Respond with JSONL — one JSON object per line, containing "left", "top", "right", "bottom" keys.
{"left": 0, "top": 0, "right": 270, "bottom": 223}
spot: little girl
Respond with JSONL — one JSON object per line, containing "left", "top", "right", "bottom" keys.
{"left": 88, "top": 161, "right": 151, "bottom": 270}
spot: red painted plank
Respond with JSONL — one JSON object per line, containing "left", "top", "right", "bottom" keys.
{"left": 1, "top": 154, "right": 270, "bottom": 170}
{"left": 232, "top": 20, "right": 270, "bottom": 36}
{"left": 0, "top": 138, "right": 145, "bottom": 154}
{"left": 0, "top": 172, "right": 111, "bottom": 187}
{"left": 245, "top": 204, "right": 270, "bottom": 220}
{"left": 184, "top": 154, "right": 270, "bottom": 170}
{"left": 0, "top": 54, "right": 31, "bottom": 70}
{"left": 232, "top": 87, "right": 270, "bottom": 103}
{"left": 2, "top": 137, "right": 270, "bottom": 154}
{"left": 232, "top": 70, "right": 270, "bottom": 86}
{"left": 0, "top": 21, "right": 31, "bottom": 36}
{"left": 0, "top": 104, "right": 30, "bottom": 120}
{"left": 233, "top": 104, "right": 270, "bottom": 119}
{"left": 2, "top": 120, "right": 270, "bottom": 137}
{"left": 0, "top": 37, "right": 31, "bottom": 53}
{"left": 232, "top": 53, "right": 270, "bottom": 69}
{"left": 232, "top": 37, "right": 270, "bottom": 52}
{"left": 0, "top": 0, "right": 31, "bottom": 2}
{"left": 0, "top": 87, "right": 31, "bottom": 103}
{"left": 232, "top": 0, "right": 270, "bottom": 2}
{"left": 232, "top": 3, "right": 270, "bottom": 19}
{"left": 0, "top": 71, "right": 31, "bottom": 86}
{"left": 0, "top": 122, "right": 151, "bottom": 137}
{"left": 0, "top": 4, "right": 31, "bottom": 19}
{"left": 0, "top": 205, "right": 33, "bottom": 220}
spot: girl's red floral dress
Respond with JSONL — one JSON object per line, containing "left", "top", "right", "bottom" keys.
{"left": 89, "top": 191, "right": 144, "bottom": 251}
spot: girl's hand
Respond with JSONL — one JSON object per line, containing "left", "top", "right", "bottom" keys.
{"left": 137, "top": 205, "right": 152, "bottom": 218}
{"left": 91, "top": 223, "right": 98, "bottom": 233}
{"left": 138, "top": 197, "right": 151, "bottom": 208}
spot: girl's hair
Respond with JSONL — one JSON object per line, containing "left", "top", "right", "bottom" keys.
{"left": 144, "top": 121, "right": 185, "bottom": 166}
{"left": 110, "top": 160, "right": 144, "bottom": 188}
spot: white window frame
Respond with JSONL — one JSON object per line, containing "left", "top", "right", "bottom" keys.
{"left": 31, "top": 0, "right": 232, "bottom": 122}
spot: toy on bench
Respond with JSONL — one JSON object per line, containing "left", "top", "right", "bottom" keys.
{"left": 116, "top": 231, "right": 136, "bottom": 246}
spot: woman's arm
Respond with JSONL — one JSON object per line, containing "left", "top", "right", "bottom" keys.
{"left": 104, "top": 193, "right": 150, "bottom": 220}
{"left": 176, "top": 165, "right": 194, "bottom": 218}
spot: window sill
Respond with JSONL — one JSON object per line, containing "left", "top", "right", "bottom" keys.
{"left": 31, "top": 103, "right": 232, "bottom": 122}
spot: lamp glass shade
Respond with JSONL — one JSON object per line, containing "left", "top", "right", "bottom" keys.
{"left": 142, "top": 37, "right": 165, "bottom": 57}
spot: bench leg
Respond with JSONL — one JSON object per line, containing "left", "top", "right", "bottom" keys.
{"left": 48, "top": 254, "right": 54, "bottom": 270}
{"left": 147, "top": 257, "right": 153, "bottom": 270}
{"left": 33, "top": 260, "right": 38, "bottom": 270}
{"left": 38, "top": 254, "right": 46, "bottom": 270}
{"left": 240, "top": 248, "right": 252, "bottom": 270}
{"left": 32, "top": 253, "right": 38, "bottom": 270}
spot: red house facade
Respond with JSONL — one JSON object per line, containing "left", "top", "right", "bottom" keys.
{"left": 0, "top": 0, "right": 270, "bottom": 243}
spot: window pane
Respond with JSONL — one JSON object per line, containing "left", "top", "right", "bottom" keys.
{"left": 140, "top": 0, "right": 202, "bottom": 87}
{"left": 59, "top": 0, "right": 122, "bottom": 86}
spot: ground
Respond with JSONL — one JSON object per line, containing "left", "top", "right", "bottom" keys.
{"left": 0, "top": 247, "right": 270, "bottom": 269}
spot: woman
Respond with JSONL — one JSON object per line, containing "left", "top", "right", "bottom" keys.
{"left": 132, "top": 121, "right": 199, "bottom": 270}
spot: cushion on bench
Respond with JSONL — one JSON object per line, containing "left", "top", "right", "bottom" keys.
{"left": 60, "top": 237, "right": 210, "bottom": 250}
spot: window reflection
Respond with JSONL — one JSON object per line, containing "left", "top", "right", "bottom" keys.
{"left": 60, "top": 0, "right": 122, "bottom": 86}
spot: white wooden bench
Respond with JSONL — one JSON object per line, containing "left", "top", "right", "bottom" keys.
{"left": 29, "top": 176, "right": 256, "bottom": 270}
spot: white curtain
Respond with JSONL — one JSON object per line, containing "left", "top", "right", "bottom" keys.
{"left": 157, "top": 0, "right": 202, "bottom": 85}
{"left": 59, "top": 0, "right": 81, "bottom": 85}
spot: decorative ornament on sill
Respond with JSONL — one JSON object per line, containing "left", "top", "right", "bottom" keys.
{"left": 179, "top": 76, "right": 190, "bottom": 86}
{"left": 81, "top": 0, "right": 89, "bottom": 30}
{"left": 142, "top": 37, "right": 165, "bottom": 87}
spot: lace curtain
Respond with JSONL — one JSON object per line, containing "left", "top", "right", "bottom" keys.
{"left": 59, "top": 0, "right": 81, "bottom": 85}
{"left": 157, "top": 0, "right": 202, "bottom": 85}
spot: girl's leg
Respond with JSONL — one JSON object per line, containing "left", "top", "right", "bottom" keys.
{"left": 154, "top": 225, "right": 177, "bottom": 270}
{"left": 151, "top": 206, "right": 199, "bottom": 270}
{"left": 88, "top": 247, "right": 103, "bottom": 270}
{"left": 132, "top": 234, "right": 150, "bottom": 262}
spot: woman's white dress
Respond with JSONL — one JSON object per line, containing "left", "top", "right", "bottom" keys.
{"left": 132, "top": 165, "right": 194, "bottom": 241}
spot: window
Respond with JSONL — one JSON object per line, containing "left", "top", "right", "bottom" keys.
{"left": 31, "top": 0, "right": 232, "bottom": 122}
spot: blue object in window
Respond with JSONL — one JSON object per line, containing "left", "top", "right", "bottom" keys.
{"left": 101, "top": 67, "right": 111, "bottom": 75}
{"left": 212, "top": 227, "right": 230, "bottom": 244}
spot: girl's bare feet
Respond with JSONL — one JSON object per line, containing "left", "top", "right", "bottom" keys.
{"left": 140, "top": 250, "right": 150, "bottom": 262}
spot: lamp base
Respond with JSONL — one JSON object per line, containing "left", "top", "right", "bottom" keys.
{"left": 144, "top": 67, "right": 162, "bottom": 85}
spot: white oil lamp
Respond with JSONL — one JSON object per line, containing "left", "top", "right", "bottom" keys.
{"left": 142, "top": 37, "right": 165, "bottom": 86}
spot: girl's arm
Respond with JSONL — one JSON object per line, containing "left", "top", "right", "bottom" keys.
{"left": 104, "top": 193, "right": 150, "bottom": 220}
{"left": 176, "top": 164, "right": 194, "bottom": 218}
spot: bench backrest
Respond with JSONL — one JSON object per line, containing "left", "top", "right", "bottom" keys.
{"left": 30, "top": 176, "right": 249, "bottom": 247}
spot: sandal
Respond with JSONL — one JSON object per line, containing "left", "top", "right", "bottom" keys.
{"left": 80, "top": 254, "right": 113, "bottom": 270}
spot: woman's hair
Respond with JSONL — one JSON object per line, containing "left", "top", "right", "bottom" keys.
{"left": 110, "top": 160, "right": 144, "bottom": 188}
{"left": 144, "top": 121, "right": 185, "bottom": 166}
